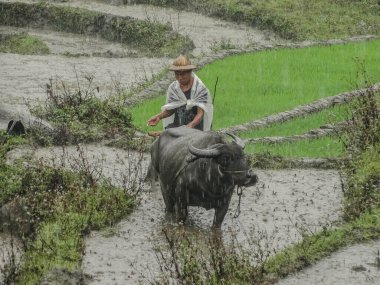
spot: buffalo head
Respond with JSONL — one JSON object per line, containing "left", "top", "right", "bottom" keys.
{"left": 189, "top": 133, "right": 257, "bottom": 187}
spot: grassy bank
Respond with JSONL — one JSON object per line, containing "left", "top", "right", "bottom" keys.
{"left": 16, "top": 166, "right": 135, "bottom": 284}
{"left": 132, "top": 0, "right": 380, "bottom": 40}
{"left": 0, "top": 33, "right": 50, "bottom": 55}
{"left": 131, "top": 39, "right": 380, "bottom": 132}
{"left": 0, "top": 1, "right": 193, "bottom": 56}
{"left": 0, "top": 132, "right": 138, "bottom": 284}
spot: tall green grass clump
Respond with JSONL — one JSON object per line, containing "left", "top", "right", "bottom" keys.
{"left": 341, "top": 88, "right": 380, "bottom": 220}
{"left": 0, "top": 33, "right": 50, "bottom": 55}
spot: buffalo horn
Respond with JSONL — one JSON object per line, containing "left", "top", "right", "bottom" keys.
{"left": 226, "top": 132, "right": 245, "bottom": 149}
{"left": 189, "top": 144, "right": 222, "bottom": 158}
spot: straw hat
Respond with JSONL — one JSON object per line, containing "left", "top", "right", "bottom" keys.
{"left": 169, "top": 55, "right": 196, "bottom": 71}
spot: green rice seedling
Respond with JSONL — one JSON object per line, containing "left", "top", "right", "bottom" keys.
{"left": 245, "top": 137, "right": 344, "bottom": 158}
{"left": 131, "top": 40, "right": 380, "bottom": 132}
{"left": 198, "top": 40, "right": 380, "bottom": 130}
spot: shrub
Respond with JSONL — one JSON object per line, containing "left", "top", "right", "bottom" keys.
{"left": 31, "top": 76, "right": 134, "bottom": 145}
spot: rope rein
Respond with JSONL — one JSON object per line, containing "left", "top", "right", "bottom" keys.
{"left": 233, "top": 185, "right": 243, "bottom": 218}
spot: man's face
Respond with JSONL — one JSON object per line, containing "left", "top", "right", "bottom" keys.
{"left": 175, "top": 70, "right": 192, "bottom": 86}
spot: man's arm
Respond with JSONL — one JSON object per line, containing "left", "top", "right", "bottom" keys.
{"left": 147, "top": 109, "right": 174, "bottom": 126}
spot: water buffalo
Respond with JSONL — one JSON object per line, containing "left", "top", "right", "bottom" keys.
{"left": 149, "top": 126, "right": 257, "bottom": 228}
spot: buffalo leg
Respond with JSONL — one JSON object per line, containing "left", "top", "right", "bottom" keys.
{"left": 213, "top": 204, "right": 228, "bottom": 228}
{"left": 174, "top": 184, "right": 188, "bottom": 223}
{"left": 213, "top": 192, "right": 233, "bottom": 228}
{"left": 161, "top": 184, "right": 174, "bottom": 213}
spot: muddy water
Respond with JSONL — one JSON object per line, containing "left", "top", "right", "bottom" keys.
{"left": 84, "top": 168, "right": 343, "bottom": 284}
{"left": 28, "top": 145, "right": 344, "bottom": 284}
{"left": 275, "top": 240, "right": 380, "bottom": 285}
{"left": 0, "top": 52, "right": 167, "bottom": 105}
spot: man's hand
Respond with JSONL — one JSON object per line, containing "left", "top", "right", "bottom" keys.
{"left": 147, "top": 115, "right": 160, "bottom": 126}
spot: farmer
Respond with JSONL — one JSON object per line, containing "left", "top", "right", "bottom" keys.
{"left": 147, "top": 55, "right": 213, "bottom": 136}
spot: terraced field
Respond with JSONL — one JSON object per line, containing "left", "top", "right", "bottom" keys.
{"left": 0, "top": 0, "right": 379, "bottom": 284}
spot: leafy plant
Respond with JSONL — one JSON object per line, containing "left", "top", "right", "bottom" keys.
{"left": 0, "top": 33, "right": 50, "bottom": 55}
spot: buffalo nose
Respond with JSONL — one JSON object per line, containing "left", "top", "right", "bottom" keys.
{"left": 247, "top": 169, "right": 258, "bottom": 182}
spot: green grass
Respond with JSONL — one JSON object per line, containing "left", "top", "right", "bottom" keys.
{"left": 0, "top": 33, "right": 50, "bottom": 55}
{"left": 131, "top": 39, "right": 380, "bottom": 132}
{"left": 135, "top": 0, "right": 380, "bottom": 40}
{"left": 240, "top": 104, "right": 350, "bottom": 139}
{"left": 245, "top": 136, "right": 344, "bottom": 158}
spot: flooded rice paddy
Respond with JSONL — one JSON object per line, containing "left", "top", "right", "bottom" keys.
{"left": 29, "top": 145, "right": 343, "bottom": 284}
{"left": 0, "top": 0, "right": 376, "bottom": 284}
